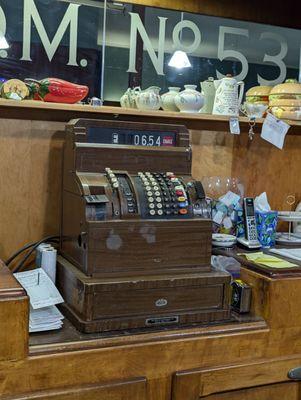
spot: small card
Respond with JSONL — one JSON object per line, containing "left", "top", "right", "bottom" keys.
{"left": 14, "top": 268, "right": 64, "bottom": 309}
{"left": 261, "top": 113, "right": 290, "bottom": 149}
{"left": 223, "top": 216, "right": 233, "bottom": 229}
{"left": 219, "top": 191, "right": 240, "bottom": 207}
{"left": 213, "top": 210, "right": 224, "bottom": 225}
{"left": 229, "top": 117, "right": 240, "bottom": 135}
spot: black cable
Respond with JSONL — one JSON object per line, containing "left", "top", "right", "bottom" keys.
{"left": 5, "top": 238, "right": 59, "bottom": 266}
{"left": 12, "top": 236, "right": 60, "bottom": 273}
{"left": 5, "top": 241, "right": 36, "bottom": 266}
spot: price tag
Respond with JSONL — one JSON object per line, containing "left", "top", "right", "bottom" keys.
{"left": 229, "top": 117, "right": 240, "bottom": 135}
{"left": 261, "top": 113, "right": 290, "bottom": 149}
{"left": 223, "top": 216, "right": 233, "bottom": 229}
{"left": 213, "top": 210, "right": 224, "bottom": 225}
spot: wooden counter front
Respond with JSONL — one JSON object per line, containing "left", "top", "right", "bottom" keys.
{"left": 2, "top": 263, "right": 301, "bottom": 399}
{"left": 0, "top": 261, "right": 28, "bottom": 362}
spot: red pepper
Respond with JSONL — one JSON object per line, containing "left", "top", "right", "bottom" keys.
{"left": 25, "top": 78, "right": 89, "bottom": 104}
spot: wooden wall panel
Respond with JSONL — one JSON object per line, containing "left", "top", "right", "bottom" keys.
{"left": 191, "top": 130, "right": 233, "bottom": 180}
{"left": 0, "top": 120, "right": 65, "bottom": 261}
{"left": 231, "top": 133, "right": 301, "bottom": 211}
{"left": 0, "top": 119, "right": 300, "bottom": 262}
{"left": 124, "top": 0, "right": 300, "bottom": 29}
{"left": 0, "top": 124, "right": 234, "bottom": 261}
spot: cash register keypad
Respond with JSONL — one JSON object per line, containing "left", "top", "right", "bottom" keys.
{"left": 105, "top": 169, "right": 191, "bottom": 218}
{"left": 138, "top": 172, "right": 190, "bottom": 218}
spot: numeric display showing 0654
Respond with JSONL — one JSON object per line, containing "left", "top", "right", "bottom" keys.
{"left": 133, "top": 134, "right": 161, "bottom": 146}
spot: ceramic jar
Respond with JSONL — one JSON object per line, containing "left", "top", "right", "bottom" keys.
{"left": 135, "top": 86, "right": 162, "bottom": 110}
{"left": 174, "top": 85, "right": 204, "bottom": 113}
{"left": 161, "top": 87, "right": 180, "bottom": 111}
{"left": 120, "top": 87, "right": 141, "bottom": 109}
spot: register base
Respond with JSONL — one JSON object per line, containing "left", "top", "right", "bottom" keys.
{"left": 57, "top": 256, "right": 231, "bottom": 333}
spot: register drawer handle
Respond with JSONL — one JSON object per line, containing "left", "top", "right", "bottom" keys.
{"left": 288, "top": 367, "right": 301, "bottom": 380}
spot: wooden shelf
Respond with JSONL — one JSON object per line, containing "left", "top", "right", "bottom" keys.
{"left": 0, "top": 98, "right": 301, "bottom": 134}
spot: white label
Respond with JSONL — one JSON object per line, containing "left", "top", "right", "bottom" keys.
{"left": 155, "top": 298, "right": 168, "bottom": 307}
{"left": 223, "top": 216, "right": 233, "bottom": 229}
{"left": 219, "top": 191, "right": 240, "bottom": 207}
{"left": 261, "top": 113, "right": 290, "bottom": 149}
{"left": 229, "top": 117, "right": 240, "bottom": 135}
{"left": 213, "top": 210, "right": 224, "bottom": 225}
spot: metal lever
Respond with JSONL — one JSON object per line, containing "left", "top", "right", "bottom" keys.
{"left": 288, "top": 367, "right": 301, "bottom": 380}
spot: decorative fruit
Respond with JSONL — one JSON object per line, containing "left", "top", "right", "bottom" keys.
{"left": 1, "top": 79, "right": 29, "bottom": 100}
{"left": 25, "top": 78, "right": 89, "bottom": 104}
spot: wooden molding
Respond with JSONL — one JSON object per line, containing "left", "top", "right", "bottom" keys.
{"left": 0, "top": 261, "right": 29, "bottom": 361}
{"left": 0, "top": 99, "right": 300, "bottom": 135}
{"left": 123, "top": 0, "right": 300, "bottom": 29}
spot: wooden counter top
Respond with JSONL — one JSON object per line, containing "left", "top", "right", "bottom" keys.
{"left": 1, "top": 98, "right": 301, "bottom": 134}
{"left": 0, "top": 260, "right": 26, "bottom": 298}
{"left": 29, "top": 315, "right": 267, "bottom": 356}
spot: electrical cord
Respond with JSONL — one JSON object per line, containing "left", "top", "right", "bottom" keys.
{"left": 5, "top": 237, "right": 59, "bottom": 266}
{"left": 10, "top": 236, "right": 60, "bottom": 273}
{"left": 5, "top": 241, "right": 36, "bottom": 266}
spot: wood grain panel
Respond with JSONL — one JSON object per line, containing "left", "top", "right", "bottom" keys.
{"left": 231, "top": 133, "right": 301, "bottom": 212}
{"left": 0, "top": 328, "right": 269, "bottom": 398}
{"left": 123, "top": 0, "right": 300, "bottom": 29}
{"left": 0, "top": 120, "right": 65, "bottom": 261}
{"left": 202, "top": 382, "right": 300, "bottom": 400}
{"left": 173, "top": 354, "right": 301, "bottom": 399}
{"left": 191, "top": 131, "right": 233, "bottom": 180}
{"left": 0, "top": 262, "right": 28, "bottom": 361}
{"left": 0, "top": 378, "right": 147, "bottom": 400}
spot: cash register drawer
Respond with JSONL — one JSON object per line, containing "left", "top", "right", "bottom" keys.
{"left": 57, "top": 256, "right": 231, "bottom": 333}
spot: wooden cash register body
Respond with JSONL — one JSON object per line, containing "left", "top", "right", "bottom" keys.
{"left": 58, "top": 119, "right": 231, "bottom": 332}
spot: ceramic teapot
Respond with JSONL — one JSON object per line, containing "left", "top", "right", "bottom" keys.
{"left": 212, "top": 75, "right": 244, "bottom": 116}
{"left": 135, "top": 86, "right": 162, "bottom": 110}
{"left": 174, "top": 85, "right": 204, "bottom": 113}
{"left": 200, "top": 77, "right": 215, "bottom": 114}
{"left": 120, "top": 87, "right": 141, "bottom": 109}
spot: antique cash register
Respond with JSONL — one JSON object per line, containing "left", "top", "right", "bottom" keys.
{"left": 57, "top": 119, "right": 231, "bottom": 333}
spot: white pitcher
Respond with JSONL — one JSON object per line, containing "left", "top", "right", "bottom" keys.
{"left": 135, "top": 86, "right": 161, "bottom": 110}
{"left": 120, "top": 87, "right": 141, "bottom": 109}
{"left": 212, "top": 75, "right": 244, "bottom": 116}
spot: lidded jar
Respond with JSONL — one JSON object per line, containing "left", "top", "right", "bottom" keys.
{"left": 161, "top": 87, "right": 180, "bottom": 111}
{"left": 174, "top": 84, "right": 204, "bottom": 113}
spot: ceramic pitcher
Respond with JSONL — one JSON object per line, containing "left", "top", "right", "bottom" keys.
{"left": 200, "top": 77, "right": 215, "bottom": 114}
{"left": 212, "top": 75, "right": 245, "bottom": 116}
{"left": 120, "top": 87, "right": 141, "bottom": 109}
{"left": 135, "top": 86, "right": 161, "bottom": 110}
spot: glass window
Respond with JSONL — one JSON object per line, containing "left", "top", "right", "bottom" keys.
{"left": 0, "top": 0, "right": 299, "bottom": 102}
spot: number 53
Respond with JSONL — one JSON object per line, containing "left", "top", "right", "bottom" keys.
{"left": 216, "top": 26, "right": 288, "bottom": 85}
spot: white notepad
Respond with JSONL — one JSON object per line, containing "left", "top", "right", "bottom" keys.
{"left": 269, "top": 248, "right": 301, "bottom": 262}
{"left": 14, "top": 268, "right": 64, "bottom": 333}
{"left": 14, "top": 268, "right": 63, "bottom": 309}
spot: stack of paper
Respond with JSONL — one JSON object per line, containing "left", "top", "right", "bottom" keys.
{"left": 240, "top": 252, "right": 298, "bottom": 269}
{"left": 14, "top": 268, "right": 64, "bottom": 333}
{"left": 29, "top": 306, "right": 64, "bottom": 332}
{"left": 270, "top": 248, "right": 301, "bottom": 262}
